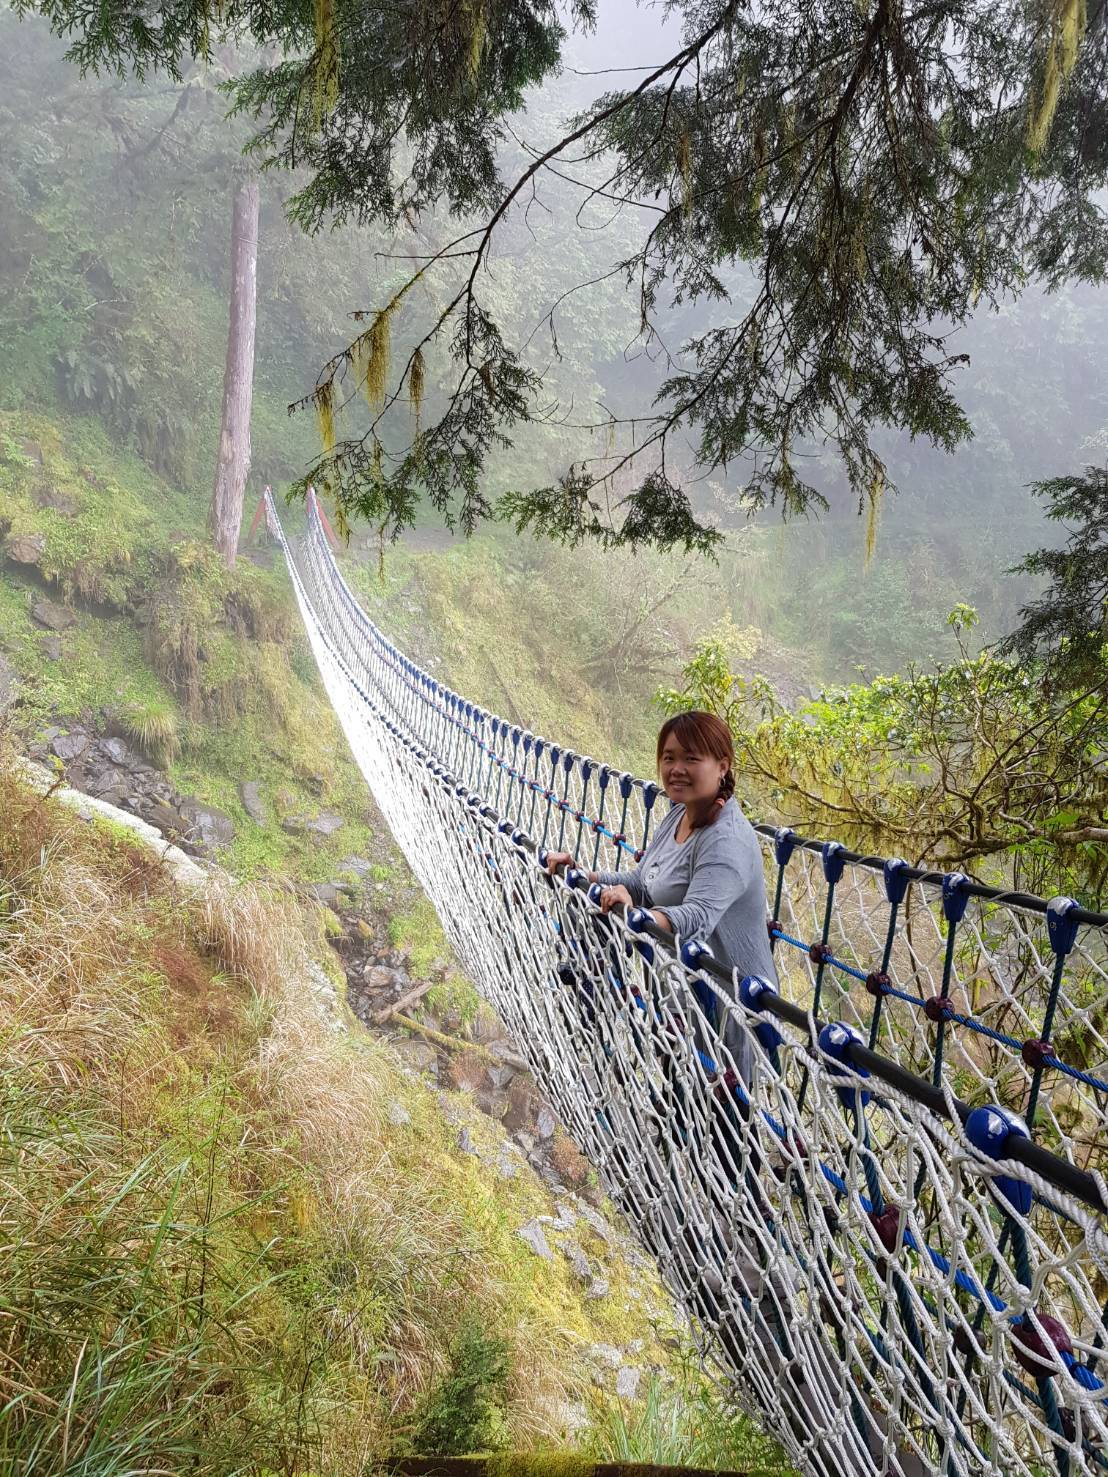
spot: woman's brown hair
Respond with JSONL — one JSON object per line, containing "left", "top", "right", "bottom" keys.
{"left": 655, "top": 710, "right": 736, "bottom": 828}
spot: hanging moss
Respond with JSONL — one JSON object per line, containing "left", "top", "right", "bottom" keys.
{"left": 312, "top": 0, "right": 341, "bottom": 128}
{"left": 465, "top": 0, "right": 487, "bottom": 79}
{"left": 409, "top": 346, "right": 425, "bottom": 428}
{"left": 354, "top": 307, "right": 393, "bottom": 413}
{"left": 315, "top": 381, "right": 336, "bottom": 454}
{"left": 865, "top": 463, "right": 885, "bottom": 567}
{"left": 1027, "top": 0, "right": 1086, "bottom": 155}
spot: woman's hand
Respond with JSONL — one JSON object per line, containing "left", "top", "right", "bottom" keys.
{"left": 598, "top": 884, "right": 634, "bottom": 914}
{"left": 543, "top": 850, "right": 575, "bottom": 876}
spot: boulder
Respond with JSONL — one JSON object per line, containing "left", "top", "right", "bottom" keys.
{"left": 615, "top": 1366, "right": 641, "bottom": 1400}
{"left": 30, "top": 597, "right": 76, "bottom": 631}
{"left": 516, "top": 1220, "right": 553, "bottom": 1260}
{"left": 6, "top": 532, "right": 46, "bottom": 566}
{"left": 305, "top": 812, "right": 344, "bottom": 837}
{"left": 40, "top": 635, "right": 62, "bottom": 661}
{"left": 100, "top": 736, "right": 130, "bottom": 766}
{"left": 280, "top": 815, "right": 307, "bottom": 835}
{"left": 85, "top": 764, "right": 129, "bottom": 803}
{"left": 51, "top": 730, "right": 88, "bottom": 763}
{"left": 307, "top": 881, "right": 342, "bottom": 907}
{"left": 393, "top": 1039, "right": 438, "bottom": 1072}
{"left": 177, "top": 797, "right": 235, "bottom": 851}
{"left": 339, "top": 855, "right": 373, "bottom": 877}
{"left": 32, "top": 485, "right": 77, "bottom": 516}
{"left": 0, "top": 653, "right": 16, "bottom": 714}
{"left": 586, "top": 1277, "right": 610, "bottom": 1300}
{"left": 240, "top": 780, "right": 267, "bottom": 826}
{"left": 140, "top": 800, "right": 186, "bottom": 837}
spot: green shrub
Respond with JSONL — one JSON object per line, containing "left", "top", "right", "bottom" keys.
{"left": 406, "top": 1318, "right": 511, "bottom": 1456}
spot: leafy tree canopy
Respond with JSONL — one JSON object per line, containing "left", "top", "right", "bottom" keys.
{"left": 18, "top": 0, "right": 1108, "bottom": 554}
{"left": 661, "top": 606, "right": 1108, "bottom": 903}
{"left": 1002, "top": 464, "right": 1108, "bottom": 688}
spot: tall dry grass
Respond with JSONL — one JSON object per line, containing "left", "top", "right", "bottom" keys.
{"left": 0, "top": 751, "right": 608, "bottom": 1472}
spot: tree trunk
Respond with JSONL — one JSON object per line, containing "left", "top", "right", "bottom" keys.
{"left": 209, "top": 177, "right": 259, "bottom": 570}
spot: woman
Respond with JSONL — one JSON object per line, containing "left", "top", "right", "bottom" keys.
{"left": 544, "top": 709, "right": 777, "bottom": 1078}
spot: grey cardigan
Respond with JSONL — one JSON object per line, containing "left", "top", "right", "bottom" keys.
{"left": 597, "top": 797, "right": 777, "bottom": 1073}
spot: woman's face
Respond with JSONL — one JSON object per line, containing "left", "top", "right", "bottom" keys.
{"left": 658, "top": 736, "right": 728, "bottom": 807}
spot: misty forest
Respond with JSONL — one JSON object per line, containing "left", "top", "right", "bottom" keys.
{"left": 0, "top": 0, "right": 1107, "bottom": 1472}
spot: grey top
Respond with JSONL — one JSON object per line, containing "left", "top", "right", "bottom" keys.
{"left": 597, "top": 797, "right": 777, "bottom": 1076}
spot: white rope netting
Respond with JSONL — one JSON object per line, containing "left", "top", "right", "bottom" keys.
{"left": 267, "top": 491, "right": 1108, "bottom": 1477}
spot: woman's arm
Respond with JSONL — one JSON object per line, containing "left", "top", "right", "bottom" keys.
{"left": 593, "top": 866, "right": 648, "bottom": 905}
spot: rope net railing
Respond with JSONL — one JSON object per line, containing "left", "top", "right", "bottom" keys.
{"left": 267, "top": 490, "right": 1108, "bottom": 1477}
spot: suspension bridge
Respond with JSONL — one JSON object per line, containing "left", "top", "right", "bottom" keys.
{"left": 266, "top": 489, "right": 1108, "bottom": 1477}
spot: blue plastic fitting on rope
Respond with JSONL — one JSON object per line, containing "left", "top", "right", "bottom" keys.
{"left": 598, "top": 764, "right": 611, "bottom": 789}
{"left": 581, "top": 758, "right": 594, "bottom": 782}
{"left": 680, "top": 939, "right": 714, "bottom": 971}
{"left": 511, "top": 727, "right": 521, "bottom": 746}
{"left": 511, "top": 829, "right": 527, "bottom": 848}
{"left": 455, "top": 784, "right": 466, "bottom": 797}
{"left": 490, "top": 718, "right": 500, "bottom": 740}
{"left": 739, "top": 975, "right": 777, "bottom": 1011}
{"left": 618, "top": 772, "right": 634, "bottom": 800}
{"left": 497, "top": 819, "right": 513, "bottom": 835}
{"left": 883, "top": 857, "right": 911, "bottom": 905}
{"left": 643, "top": 781, "right": 661, "bottom": 810}
{"left": 627, "top": 907, "right": 652, "bottom": 934}
{"left": 818, "top": 1021, "right": 871, "bottom": 1104}
{"left": 964, "top": 1105, "right": 1032, "bottom": 1216}
{"left": 537, "top": 848, "right": 550, "bottom": 869}
{"left": 466, "top": 795, "right": 479, "bottom": 809}
{"left": 942, "top": 872, "right": 971, "bottom": 924}
{"left": 740, "top": 976, "right": 785, "bottom": 1054}
{"left": 464, "top": 702, "right": 473, "bottom": 719}
{"left": 563, "top": 750, "right": 575, "bottom": 773}
{"left": 587, "top": 883, "right": 604, "bottom": 906}
{"left": 480, "top": 805, "right": 495, "bottom": 820}
{"left": 549, "top": 745, "right": 561, "bottom": 767}
{"left": 534, "top": 739, "right": 545, "bottom": 761}
{"left": 565, "top": 867, "right": 588, "bottom": 890}
{"left": 821, "top": 841, "right": 847, "bottom": 885}
{"left": 774, "top": 827, "right": 796, "bottom": 867}
{"left": 522, "top": 733, "right": 532, "bottom": 755}
{"left": 1046, "top": 896, "right": 1080, "bottom": 956}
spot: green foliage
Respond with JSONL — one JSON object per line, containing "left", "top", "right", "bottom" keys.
{"left": 586, "top": 1365, "right": 794, "bottom": 1473}
{"left": 1002, "top": 465, "right": 1108, "bottom": 688}
{"left": 405, "top": 1317, "right": 511, "bottom": 1455}
{"left": 663, "top": 615, "right": 1108, "bottom": 903}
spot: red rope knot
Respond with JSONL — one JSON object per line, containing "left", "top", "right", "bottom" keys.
{"left": 634, "top": 848, "right": 645, "bottom": 862}
{"left": 1013, "top": 1313, "right": 1072, "bottom": 1377}
{"left": 544, "top": 788, "right": 556, "bottom": 800}
{"left": 1021, "top": 1037, "right": 1054, "bottom": 1070}
{"left": 767, "top": 916, "right": 782, "bottom": 940}
{"left": 808, "top": 941, "right": 833, "bottom": 966}
{"left": 868, "top": 1206, "right": 902, "bottom": 1255}
{"left": 865, "top": 970, "right": 891, "bottom": 997}
{"left": 590, "top": 817, "right": 604, "bottom": 833}
{"left": 924, "top": 995, "right": 953, "bottom": 1023}
{"left": 711, "top": 1067, "right": 741, "bottom": 1102}
{"left": 612, "top": 833, "right": 626, "bottom": 848}
{"left": 771, "top": 1133, "right": 809, "bottom": 1180}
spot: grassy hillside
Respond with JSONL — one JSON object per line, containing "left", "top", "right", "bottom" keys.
{"left": 0, "top": 749, "right": 795, "bottom": 1471}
